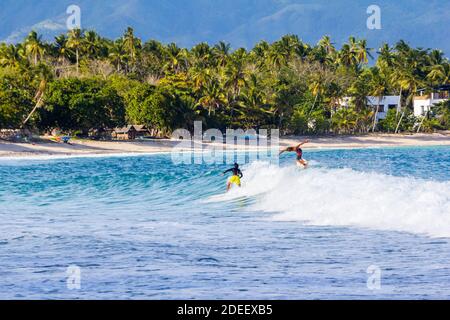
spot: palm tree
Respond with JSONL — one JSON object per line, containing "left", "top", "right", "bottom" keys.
{"left": 143, "top": 40, "right": 165, "bottom": 58}
{"left": 22, "top": 63, "right": 53, "bottom": 127}
{"left": 348, "top": 36, "right": 359, "bottom": 63}
{"left": 338, "top": 44, "right": 357, "bottom": 69}
{"left": 377, "top": 43, "right": 395, "bottom": 68}
{"left": 84, "top": 30, "right": 101, "bottom": 58}
{"left": 318, "top": 35, "right": 335, "bottom": 54}
{"left": 224, "top": 56, "right": 248, "bottom": 121}
{"left": 426, "top": 50, "right": 449, "bottom": 86}
{"left": 393, "top": 69, "right": 423, "bottom": 133}
{"left": 198, "top": 78, "right": 228, "bottom": 116}
{"left": 391, "top": 43, "right": 428, "bottom": 133}
{"left": 67, "top": 28, "right": 84, "bottom": 75}
{"left": 316, "top": 36, "right": 336, "bottom": 65}
{"left": 213, "top": 41, "right": 231, "bottom": 67}
{"left": 164, "top": 43, "right": 188, "bottom": 74}
{"left": 307, "top": 72, "right": 327, "bottom": 115}
{"left": 356, "top": 39, "right": 373, "bottom": 65}
{"left": 368, "top": 67, "right": 388, "bottom": 132}
{"left": 123, "top": 27, "right": 141, "bottom": 71}
{"left": 189, "top": 66, "right": 212, "bottom": 92}
{"left": 0, "top": 44, "right": 24, "bottom": 68}
{"left": 108, "top": 39, "right": 127, "bottom": 72}
{"left": 251, "top": 40, "right": 269, "bottom": 69}
{"left": 191, "top": 42, "right": 212, "bottom": 68}
{"left": 53, "top": 34, "right": 70, "bottom": 63}
{"left": 267, "top": 35, "right": 301, "bottom": 68}
{"left": 290, "top": 35, "right": 308, "bottom": 61}
{"left": 332, "top": 107, "right": 358, "bottom": 134}
{"left": 25, "top": 31, "right": 45, "bottom": 66}
{"left": 356, "top": 107, "right": 374, "bottom": 133}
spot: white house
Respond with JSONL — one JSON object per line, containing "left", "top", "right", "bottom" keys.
{"left": 414, "top": 86, "right": 450, "bottom": 116}
{"left": 338, "top": 96, "right": 401, "bottom": 120}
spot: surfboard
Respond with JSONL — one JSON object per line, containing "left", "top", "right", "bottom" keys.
{"left": 296, "top": 161, "right": 308, "bottom": 169}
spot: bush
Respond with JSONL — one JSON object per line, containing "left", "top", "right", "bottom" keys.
{"left": 289, "top": 108, "right": 309, "bottom": 134}
{"left": 378, "top": 108, "right": 417, "bottom": 133}
{"left": 378, "top": 109, "right": 399, "bottom": 133}
{"left": 0, "top": 71, "right": 34, "bottom": 128}
{"left": 38, "top": 78, "right": 126, "bottom": 134}
{"left": 432, "top": 101, "right": 450, "bottom": 130}
{"left": 288, "top": 101, "right": 330, "bottom": 135}
{"left": 331, "top": 107, "right": 358, "bottom": 134}
{"left": 419, "top": 118, "right": 444, "bottom": 132}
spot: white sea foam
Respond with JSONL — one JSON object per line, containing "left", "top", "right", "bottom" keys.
{"left": 223, "top": 161, "right": 450, "bottom": 238}
{"left": 0, "top": 152, "right": 170, "bottom": 162}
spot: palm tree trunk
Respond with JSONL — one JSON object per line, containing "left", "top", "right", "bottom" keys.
{"left": 416, "top": 110, "right": 428, "bottom": 133}
{"left": 395, "top": 110, "right": 405, "bottom": 134}
{"left": 396, "top": 88, "right": 402, "bottom": 118}
{"left": 76, "top": 49, "right": 79, "bottom": 75}
{"left": 22, "top": 95, "right": 43, "bottom": 127}
{"left": 372, "top": 97, "right": 381, "bottom": 132}
{"left": 278, "top": 116, "right": 282, "bottom": 132}
{"left": 308, "top": 93, "right": 319, "bottom": 115}
{"left": 395, "top": 96, "right": 410, "bottom": 134}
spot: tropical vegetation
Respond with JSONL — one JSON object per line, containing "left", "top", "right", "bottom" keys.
{"left": 1, "top": 28, "right": 450, "bottom": 137}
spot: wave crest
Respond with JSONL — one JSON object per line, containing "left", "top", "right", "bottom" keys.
{"left": 231, "top": 161, "right": 450, "bottom": 238}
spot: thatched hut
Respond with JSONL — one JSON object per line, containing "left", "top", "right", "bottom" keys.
{"left": 133, "top": 125, "right": 150, "bottom": 138}
{"left": 112, "top": 126, "right": 137, "bottom": 140}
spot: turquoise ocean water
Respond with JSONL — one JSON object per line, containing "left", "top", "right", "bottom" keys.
{"left": 0, "top": 146, "right": 449, "bottom": 299}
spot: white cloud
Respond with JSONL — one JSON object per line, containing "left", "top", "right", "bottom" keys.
{"left": 3, "top": 17, "right": 66, "bottom": 43}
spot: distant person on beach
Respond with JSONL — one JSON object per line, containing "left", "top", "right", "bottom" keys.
{"left": 222, "top": 163, "right": 243, "bottom": 191}
{"left": 279, "top": 140, "right": 310, "bottom": 168}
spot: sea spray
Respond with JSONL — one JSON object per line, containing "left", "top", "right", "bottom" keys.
{"left": 219, "top": 161, "right": 450, "bottom": 238}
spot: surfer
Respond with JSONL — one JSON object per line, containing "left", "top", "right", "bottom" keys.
{"left": 279, "top": 139, "right": 310, "bottom": 168}
{"left": 222, "top": 163, "right": 243, "bottom": 191}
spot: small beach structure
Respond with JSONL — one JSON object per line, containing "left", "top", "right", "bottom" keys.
{"left": 133, "top": 125, "right": 150, "bottom": 138}
{"left": 88, "top": 128, "right": 113, "bottom": 140}
{"left": 0, "top": 129, "right": 32, "bottom": 141}
{"left": 112, "top": 125, "right": 138, "bottom": 140}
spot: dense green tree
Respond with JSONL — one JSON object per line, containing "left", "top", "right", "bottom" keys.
{"left": 1, "top": 29, "right": 449, "bottom": 136}
{"left": 0, "top": 70, "right": 34, "bottom": 128}
{"left": 39, "top": 78, "right": 125, "bottom": 133}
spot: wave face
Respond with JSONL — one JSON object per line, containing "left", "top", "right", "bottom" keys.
{"left": 224, "top": 161, "right": 450, "bottom": 238}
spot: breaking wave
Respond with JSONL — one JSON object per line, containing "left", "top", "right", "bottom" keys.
{"left": 214, "top": 161, "right": 450, "bottom": 238}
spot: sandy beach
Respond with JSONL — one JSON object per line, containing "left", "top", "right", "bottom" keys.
{"left": 0, "top": 133, "right": 449, "bottom": 158}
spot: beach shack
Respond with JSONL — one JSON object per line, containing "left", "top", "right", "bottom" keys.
{"left": 133, "top": 125, "right": 150, "bottom": 138}
{"left": 88, "top": 128, "right": 113, "bottom": 140}
{"left": 0, "top": 129, "right": 32, "bottom": 141}
{"left": 112, "top": 125, "right": 137, "bottom": 140}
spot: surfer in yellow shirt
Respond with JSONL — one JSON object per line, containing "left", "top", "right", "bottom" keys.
{"left": 222, "top": 163, "right": 243, "bottom": 192}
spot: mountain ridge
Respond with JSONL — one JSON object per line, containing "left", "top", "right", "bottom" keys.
{"left": 1, "top": 0, "right": 449, "bottom": 53}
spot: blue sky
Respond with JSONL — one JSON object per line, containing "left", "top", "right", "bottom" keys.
{"left": 1, "top": 0, "right": 449, "bottom": 54}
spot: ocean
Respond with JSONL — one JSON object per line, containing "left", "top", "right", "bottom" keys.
{"left": 0, "top": 146, "right": 449, "bottom": 299}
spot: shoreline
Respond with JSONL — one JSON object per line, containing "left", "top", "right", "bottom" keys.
{"left": 0, "top": 133, "right": 449, "bottom": 159}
